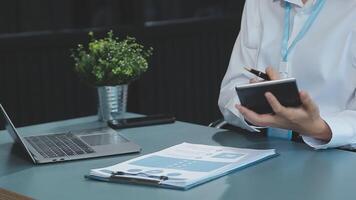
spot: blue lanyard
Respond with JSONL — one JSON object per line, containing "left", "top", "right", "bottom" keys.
{"left": 277, "top": 0, "right": 326, "bottom": 140}
{"left": 281, "top": 0, "right": 326, "bottom": 62}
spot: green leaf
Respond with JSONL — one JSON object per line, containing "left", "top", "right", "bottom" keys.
{"left": 71, "top": 31, "right": 153, "bottom": 86}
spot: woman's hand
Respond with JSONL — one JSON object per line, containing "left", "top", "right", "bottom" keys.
{"left": 240, "top": 67, "right": 332, "bottom": 142}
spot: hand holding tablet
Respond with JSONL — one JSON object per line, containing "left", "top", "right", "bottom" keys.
{"left": 235, "top": 68, "right": 331, "bottom": 141}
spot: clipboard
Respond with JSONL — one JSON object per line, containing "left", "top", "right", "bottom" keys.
{"left": 85, "top": 173, "right": 182, "bottom": 190}
{"left": 85, "top": 143, "right": 277, "bottom": 190}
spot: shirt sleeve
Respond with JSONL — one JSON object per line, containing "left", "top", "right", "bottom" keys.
{"left": 218, "top": 0, "right": 262, "bottom": 132}
{"left": 303, "top": 29, "right": 356, "bottom": 149}
{"left": 303, "top": 111, "right": 356, "bottom": 149}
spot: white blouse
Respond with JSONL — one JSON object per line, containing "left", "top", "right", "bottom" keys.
{"left": 218, "top": 0, "right": 356, "bottom": 149}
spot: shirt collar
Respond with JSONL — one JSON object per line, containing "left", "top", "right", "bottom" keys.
{"left": 273, "top": 0, "right": 315, "bottom": 8}
{"left": 286, "top": 0, "right": 304, "bottom": 7}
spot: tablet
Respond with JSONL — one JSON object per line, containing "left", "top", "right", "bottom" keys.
{"left": 235, "top": 78, "right": 302, "bottom": 114}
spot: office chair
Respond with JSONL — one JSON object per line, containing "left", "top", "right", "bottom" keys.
{"left": 209, "top": 118, "right": 306, "bottom": 143}
{"left": 208, "top": 118, "right": 228, "bottom": 129}
{"left": 208, "top": 118, "right": 268, "bottom": 135}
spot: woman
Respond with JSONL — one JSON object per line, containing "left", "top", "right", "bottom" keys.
{"left": 218, "top": 0, "right": 356, "bottom": 149}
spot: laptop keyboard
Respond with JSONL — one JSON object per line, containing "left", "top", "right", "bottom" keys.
{"left": 25, "top": 133, "right": 95, "bottom": 158}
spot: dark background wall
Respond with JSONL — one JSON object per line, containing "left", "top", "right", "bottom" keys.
{"left": 0, "top": 0, "right": 245, "bottom": 127}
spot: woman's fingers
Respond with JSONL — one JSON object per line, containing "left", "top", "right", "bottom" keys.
{"left": 235, "top": 104, "right": 275, "bottom": 127}
{"left": 249, "top": 78, "right": 259, "bottom": 83}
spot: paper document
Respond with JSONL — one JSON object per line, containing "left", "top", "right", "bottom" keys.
{"left": 87, "top": 143, "right": 277, "bottom": 190}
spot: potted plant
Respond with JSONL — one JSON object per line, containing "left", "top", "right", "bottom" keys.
{"left": 71, "top": 31, "right": 153, "bottom": 121}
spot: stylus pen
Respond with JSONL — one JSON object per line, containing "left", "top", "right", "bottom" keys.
{"left": 244, "top": 67, "right": 271, "bottom": 80}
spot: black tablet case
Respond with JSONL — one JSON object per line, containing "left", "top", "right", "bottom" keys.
{"left": 235, "top": 80, "right": 302, "bottom": 114}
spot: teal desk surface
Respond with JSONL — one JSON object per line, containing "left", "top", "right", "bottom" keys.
{"left": 1, "top": 115, "right": 356, "bottom": 200}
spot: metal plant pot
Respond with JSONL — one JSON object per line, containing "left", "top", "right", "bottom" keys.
{"left": 97, "top": 85, "right": 128, "bottom": 121}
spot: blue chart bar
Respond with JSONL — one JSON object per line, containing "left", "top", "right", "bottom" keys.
{"left": 130, "top": 155, "right": 229, "bottom": 172}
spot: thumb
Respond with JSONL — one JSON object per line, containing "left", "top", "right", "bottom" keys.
{"left": 300, "top": 91, "right": 319, "bottom": 113}
{"left": 266, "top": 66, "right": 280, "bottom": 80}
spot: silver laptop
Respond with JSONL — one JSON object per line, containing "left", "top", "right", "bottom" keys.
{"left": 0, "top": 104, "right": 141, "bottom": 164}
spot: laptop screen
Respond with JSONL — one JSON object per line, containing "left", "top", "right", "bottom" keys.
{"left": 0, "top": 104, "right": 36, "bottom": 163}
{"left": 0, "top": 104, "right": 22, "bottom": 144}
